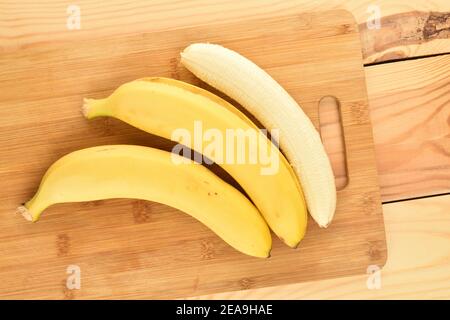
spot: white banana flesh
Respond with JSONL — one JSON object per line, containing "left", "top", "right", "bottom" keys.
{"left": 181, "top": 43, "right": 336, "bottom": 227}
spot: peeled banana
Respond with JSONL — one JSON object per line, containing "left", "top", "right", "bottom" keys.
{"left": 18, "top": 145, "right": 272, "bottom": 258}
{"left": 180, "top": 43, "right": 336, "bottom": 228}
{"left": 83, "top": 77, "right": 307, "bottom": 247}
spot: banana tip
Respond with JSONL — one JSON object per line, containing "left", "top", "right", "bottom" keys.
{"left": 291, "top": 242, "right": 300, "bottom": 249}
{"left": 17, "top": 206, "right": 33, "bottom": 222}
{"left": 319, "top": 221, "right": 331, "bottom": 228}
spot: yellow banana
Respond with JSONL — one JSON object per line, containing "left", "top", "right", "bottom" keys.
{"left": 18, "top": 145, "right": 272, "bottom": 258}
{"left": 83, "top": 77, "right": 307, "bottom": 247}
{"left": 181, "top": 43, "right": 336, "bottom": 228}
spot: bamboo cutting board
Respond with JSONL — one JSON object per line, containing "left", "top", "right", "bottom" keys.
{"left": 0, "top": 10, "right": 386, "bottom": 299}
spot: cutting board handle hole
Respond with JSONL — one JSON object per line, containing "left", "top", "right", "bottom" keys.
{"left": 318, "top": 96, "right": 348, "bottom": 190}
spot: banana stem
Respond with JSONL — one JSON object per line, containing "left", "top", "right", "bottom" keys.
{"left": 17, "top": 195, "right": 49, "bottom": 222}
{"left": 82, "top": 98, "right": 109, "bottom": 119}
{"left": 17, "top": 205, "right": 34, "bottom": 222}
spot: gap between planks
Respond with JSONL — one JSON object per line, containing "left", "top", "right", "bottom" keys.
{"left": 323, "top": 54, "right": 450, "bottom": 202}
{"left": 190, "top": 194, "right": 450, "bottom": 299}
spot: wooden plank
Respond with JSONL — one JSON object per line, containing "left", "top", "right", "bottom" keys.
{"left": 0, "top": 1, "right": 448, "bottom": 296}
{"left": 367, "top": 55, "right": 450, "bottom": 200}
{"left": 0, "top": 10, "right": 386, "bottom": 299}
{"left": 193, "top": 194, "right": 450, "bottom": 299}
{"left": 322, "top": 54, "right": 450, "bottom": 201}
{"left": 0, "top": 1, "right": 449, "bottom": 63}
{"left": 360, "top": 11, "right": 450, "bottom": 63}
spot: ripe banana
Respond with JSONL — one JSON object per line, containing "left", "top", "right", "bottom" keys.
{"left": 83, "top": 77, "right": 307, "bottom": 247}
{"left": 180, "top": 43, "right": 336, "bottom": 228}
{"left": 18, "top": 145, "right": 272, "bottom": 258}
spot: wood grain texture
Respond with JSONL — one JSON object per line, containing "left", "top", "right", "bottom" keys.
{"left": 0, "top": 11, "right": 386, "bottom": 299}
{"left": 194, "top": 195, "right": 450, "bottom": 299}
{"left": 0, "top": 0, "right": 449, "bottom": 63}
{"left": 360, "top": 10, "right": 450, "bottom": 63}
{"left": 322, "top": 55, "right": 450, "bottom": 200}
{"left": 367, "top": 55, "right": 450, "bottom": 201}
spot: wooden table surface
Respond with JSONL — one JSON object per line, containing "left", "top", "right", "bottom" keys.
{"left": 1, "top": 0, "right": 449, "bottom": 299}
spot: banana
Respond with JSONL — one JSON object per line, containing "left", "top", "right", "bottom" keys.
{"left": 18, "top": 145, "right": 272, "bottom": 258}
{"left": 83, "top": 77, "right": 307, "bottom": 247}
{"left": 180, "top": 43, "right": 336, "bottom": 228}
